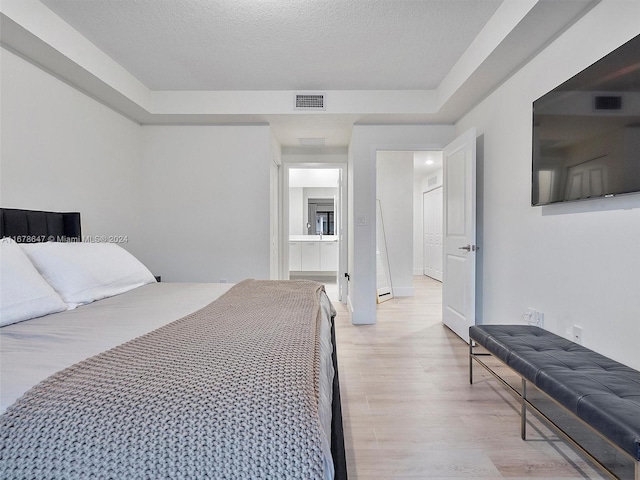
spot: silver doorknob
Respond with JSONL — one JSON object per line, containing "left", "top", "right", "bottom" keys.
{"left": 458, "top": 245, "right": 471, "bottom": 251}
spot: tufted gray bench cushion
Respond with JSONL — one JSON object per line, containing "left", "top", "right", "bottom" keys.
{"left": 469, "top": 325, "right": 640, "bottom": 463}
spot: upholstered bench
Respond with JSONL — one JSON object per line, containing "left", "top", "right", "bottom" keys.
{"left": 469, "top": 324, "right": 640, "bottom": 480}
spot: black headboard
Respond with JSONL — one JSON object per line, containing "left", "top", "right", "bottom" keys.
{"left": 0, "top": 208, "right": 81, "bottom": 242}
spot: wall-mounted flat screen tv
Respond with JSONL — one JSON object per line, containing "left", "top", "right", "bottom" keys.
{"left": 532, "top": 34, "right": 640, "bottom": 206}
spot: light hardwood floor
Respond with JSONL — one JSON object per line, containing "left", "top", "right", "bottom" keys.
{"left": 329, "top": 275, "right": 610, "bottom": 480}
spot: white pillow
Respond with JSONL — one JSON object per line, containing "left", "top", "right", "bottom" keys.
{"left": 1, "top": 238, "right": 68, "bottom": 326}
{"left": 20, "top": 242, "right": 156, "bottom": 306}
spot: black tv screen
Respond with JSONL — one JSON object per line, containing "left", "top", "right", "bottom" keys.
{"left": 532, "top": 34, "right": 640, "bottom": 206}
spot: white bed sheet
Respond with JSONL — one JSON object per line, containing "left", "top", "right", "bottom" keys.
{"left": 0, "top": 282, "right": 335, "bottom": 479}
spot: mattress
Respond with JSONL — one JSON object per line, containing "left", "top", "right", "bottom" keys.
{"left": 0, "top": 282, "right": 335, "bottom": 478}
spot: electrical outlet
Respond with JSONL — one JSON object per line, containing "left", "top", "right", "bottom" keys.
{"left": 573, "top": 325, "right": 583, "bottom": 345}
{"left": 525, "top": 308, "right": 544, "bottom": 327}
{"left": 525, "top": 308, "right": 535, "bottom": 324}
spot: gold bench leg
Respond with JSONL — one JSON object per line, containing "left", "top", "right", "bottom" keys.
{"left": 469, "top": 340, "right": 473, "bottom": 384}
{"left": 521, "top": 378, "right": 527, "bottom": 440}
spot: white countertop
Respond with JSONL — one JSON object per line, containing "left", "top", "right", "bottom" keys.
{"left": 290, "top": 235, "right": 337, "bottom": 242}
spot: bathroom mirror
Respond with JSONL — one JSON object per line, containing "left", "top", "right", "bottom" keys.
{"left": 288, "top": 168, "right": 340, "bottom": 237}
{"left": 307, "top": 199, "right": 335, "bottom": 235}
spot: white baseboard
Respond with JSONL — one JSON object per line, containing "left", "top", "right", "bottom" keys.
{"left": 413, "top": 268, "right": 424, "bottom": 275}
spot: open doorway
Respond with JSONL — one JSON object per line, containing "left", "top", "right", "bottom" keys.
{"left": 375, "top": 150, "right": 444, "bottom": 300}
{"left": 413, "top": 151, "right": 444, "bottom": 282}
{"left": 284, "top": 166, "right": 345, "bottom": 302}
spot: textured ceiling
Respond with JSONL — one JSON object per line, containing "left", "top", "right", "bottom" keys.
{"left": 3, "top": 0, "right": 600, "bottom": 147}
{"left": 40, "top": 0, "right": 502, "bottom": 91}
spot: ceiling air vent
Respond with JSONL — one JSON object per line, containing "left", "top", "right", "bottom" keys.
{"left": 594, "top": 95, "right": 622, "bottom": 110}
{"left": 294, "top": 93, "right": 326, "bottom": 110}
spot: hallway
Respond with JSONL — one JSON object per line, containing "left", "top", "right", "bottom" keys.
{"left": 333, "top": 275, "right": 606, "bottom": 479}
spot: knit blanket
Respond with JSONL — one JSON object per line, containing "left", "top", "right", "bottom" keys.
{"left": 0, "top": 279, "right": 329, "bottom": 479}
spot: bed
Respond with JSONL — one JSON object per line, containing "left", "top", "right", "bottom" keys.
{"left": 0, "top": 208, "right": 347, "bottom": 479}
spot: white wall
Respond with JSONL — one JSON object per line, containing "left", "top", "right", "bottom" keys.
{"left": 282, "top": 148, "right": 348, "bottom": 166}
{"left": 413, "top": 174, "right": 426, "bottom": 275}
{"left": 1, "top": 45, "right": 281, "bottom": 285}
{"left": 456, "top": 0, "right": 640, "bottom": 370}
{"left": 1, "top": 47, "right": 276, "bottom": 284}
{"left": 269, "top": 133, "right": 281, "bottom": 280}
{"left": 0, "top": 47, "right": 144, "bottom": 256}
{"left": 348, "top": 125, "right": 455, "bottom": 324}
{"left": 139, "top": 125, "right": 272, "bottom": 282}
{"left": 289, "top": 188, "right": 304, "bottom": 235}
{"left": 377, "top": 151, "right": 414, "bottom": 296}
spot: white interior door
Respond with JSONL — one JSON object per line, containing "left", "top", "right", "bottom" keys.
{"left": 423, "top": 187, "right": 443, "bottom": 281}
{"left": 442, "top": 128, "right": 477, "bottom": 342}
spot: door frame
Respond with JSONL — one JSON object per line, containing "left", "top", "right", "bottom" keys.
{"left": 368, "top": 137, "right": 477, "bottom": 332}
{"left": 370, "top": 145, "right": 450, "bottom": 309}
{"left": 281, "top": 163, "right": 348, "bottom": 303}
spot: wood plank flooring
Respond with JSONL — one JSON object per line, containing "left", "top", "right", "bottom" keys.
{"left": 328, "top": 275, "right": 609, "bottom": 479}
